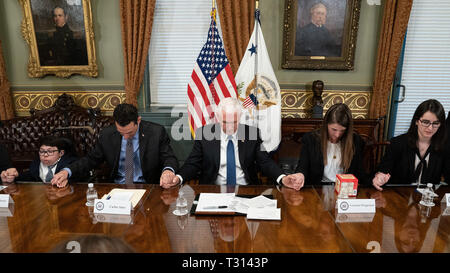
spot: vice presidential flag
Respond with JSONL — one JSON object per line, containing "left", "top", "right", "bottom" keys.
{"left": 187, "top": 9, "right": 237, "bottom": 137}
{"left": 235, "top": 9, "right": 281, "bottom": 152}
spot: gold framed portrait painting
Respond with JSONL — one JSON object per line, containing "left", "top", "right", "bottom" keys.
{"left": 282, "top": 0, "right": 361, "bottom": 70}
{"left": 19, "top": 0, "right": 98, "bottom": 78}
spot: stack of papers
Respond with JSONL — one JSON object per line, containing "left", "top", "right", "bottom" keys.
{"left": 195, "top": 193, "right": 280, "bottom": 220}
{"left": 241, "top": 195, "right": 280, "bottom": 221}
{"left": 101, "top": 188, "right": 146, "bottom": 209}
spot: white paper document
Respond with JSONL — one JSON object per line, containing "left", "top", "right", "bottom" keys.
{"left": 109, "top": 192, "right": 134, "bottom": 202}
{"left": 195, "top": 193, "right": 236, "bottom": 213}
{"left": 247, "top": 207, "right": 281, "bottom": 221}
{"left": 230, "top": 196, "right": 251, "bottom": 214}
{"left": 243, "top": 195, "right": 277, "bottom": 208}
{"left": 101, "top": 189, "right": 146, "bottom": 209}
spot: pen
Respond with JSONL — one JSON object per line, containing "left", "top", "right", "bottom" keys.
{"left": 203, "top": 205, "right": 228, "bottom": 209}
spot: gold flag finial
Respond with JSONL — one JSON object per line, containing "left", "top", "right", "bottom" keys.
{"left": 211, "top": 0, "right": 216, "bottom": 21}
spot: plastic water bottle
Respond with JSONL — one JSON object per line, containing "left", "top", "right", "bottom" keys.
{"left": 173, "top": 190, "right": 188, "bottom": 216}
{"left": 419, "top": 183, "right": 435, "bottom": 207}
{"left": 86, "top": 183, "right": 98, "bottom": 207}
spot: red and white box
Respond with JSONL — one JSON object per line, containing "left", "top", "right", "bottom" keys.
{"left": 335, "top": 174, "right": 358, "bottom": 197}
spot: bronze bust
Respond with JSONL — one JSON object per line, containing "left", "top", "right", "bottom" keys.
{"left": 311, "top": 80, "right": 324, "bottom": 118}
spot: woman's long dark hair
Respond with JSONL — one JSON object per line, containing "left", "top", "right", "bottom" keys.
{"left": 406, "top": 99, "right": 446, "bottom": 151}
{"left": 318, "top": 103, "right": 354, "bottom": 171}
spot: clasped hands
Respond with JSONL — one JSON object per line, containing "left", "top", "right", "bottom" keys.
{"left": 281, "top": 173, "right": 305, "bottom": 191}
{"left": 50, "top": 169, "right": 180, "bottom": 189}
{"left": 0, "top": 168, "right": 18, "bottom": 183}
{"left": 372, "top": 172, "right": 391, "bottom": 191}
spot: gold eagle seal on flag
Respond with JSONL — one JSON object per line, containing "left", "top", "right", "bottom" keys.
{"left": 239, "top": 75, "right": 279, "bottom": 109}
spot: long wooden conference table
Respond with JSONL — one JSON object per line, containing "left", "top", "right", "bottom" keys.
{"left": 0, "top": 182, "right": 449, "bottom": 253}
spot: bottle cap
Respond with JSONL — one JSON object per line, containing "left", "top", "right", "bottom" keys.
{"left": 88, "top": 183, "right": 94, "bottom": 188}
{"left": 427, "top": 183, "right": 433, "bottom": 188}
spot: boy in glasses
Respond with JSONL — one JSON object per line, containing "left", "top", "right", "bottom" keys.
{"left": 0, "top": 136, "right": 78, "bottom": 183}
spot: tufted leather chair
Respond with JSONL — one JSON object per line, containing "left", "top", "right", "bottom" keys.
{"left": 0, "top": 93, "right": 115, "bottom": 180}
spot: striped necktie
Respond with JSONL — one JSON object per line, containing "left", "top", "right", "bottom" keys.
{"left": 125, "top": 139, "right": 134, "bottom": 184}
{"left": 45, "top": 163, "right": 58, "bottom": 182}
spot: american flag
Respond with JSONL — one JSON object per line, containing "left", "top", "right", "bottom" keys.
{"left": 187, "top": 10, "right": 237, "bottom": 136}
{"left": 243, "top": 93, "right": 259, "bottom": 109}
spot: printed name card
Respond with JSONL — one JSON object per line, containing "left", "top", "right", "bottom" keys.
{"left": 0, "top": 194, "right": 14, "bottom": 208}
{"left": 443, "top": 193, "right": 450, "bottom": 207}
{"left": 337, "top": 199, "right": 375, "bottom": 214}
{"left": 93, "top": 199, "right": 131, "bottom": 215}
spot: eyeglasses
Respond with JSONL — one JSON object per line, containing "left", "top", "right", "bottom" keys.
{"left": 39, "top": 149, "right": 59, "bottom": 156}
{"left": 419, "top": 119, "right": 441, "bottom": 128}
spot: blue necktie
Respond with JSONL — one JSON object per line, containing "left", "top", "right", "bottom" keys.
{"left": 226, "top": 136, "right": 236, "bottom": 186}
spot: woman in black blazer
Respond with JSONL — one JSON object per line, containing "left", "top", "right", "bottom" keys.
{"left": 373, "top": 99, "right": 449, "bottom": 190}
{"left": 293, "top": 103, "right": 367, "bottom": 188}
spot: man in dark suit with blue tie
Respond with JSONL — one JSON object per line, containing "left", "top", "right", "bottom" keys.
{"left": 165, "top": 98, "right": 299, "bottom": 189}
{"left": 51, "top": 103, "right": 179, "bottom": 188}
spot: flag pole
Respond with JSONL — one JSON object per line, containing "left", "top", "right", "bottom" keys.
{"left": 254, "top": 0, "right": 260, "bottom": 127}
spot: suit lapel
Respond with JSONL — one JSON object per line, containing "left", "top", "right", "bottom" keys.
{"left": 408, "top": 147, "right": 416, "bottom": 179}
{"left": 421, "top": 145, "right": 434, "bottom": 181}
{"left": 212, "top": 124, "right": 221, "bottom": 169}
{"left": 138, "top": 124, "right": 147, "bottom": 169}
{"left": 30, "top": 159, "right": 41, "bottom": 180}
{"left": 237, "top": 124, "right": 246, "bottom": 167}
{"left": 112, "top": 130, "right": 123, "bottom": 172}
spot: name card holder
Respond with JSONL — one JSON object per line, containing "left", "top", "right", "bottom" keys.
{"left": 335, "top": 212, "right": 375, "bottom": 223}
{"left": 0, "top": 194, "right": 14, "bottom": 208}
{"left": 337, "top": 199, "right": 375, "bottom": 214}
{"left": 94, "top": 199, "right": 131, "bottom": 215}
{"left": 93, "top": 213, "right": 133, "bottom": 224}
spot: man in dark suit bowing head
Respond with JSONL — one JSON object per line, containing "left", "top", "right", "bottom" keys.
{"left": 164, "top": 97, "right": 299, "bottom": 189}
{"left": 51, "top": 103, "right": 178, "bottom": 188}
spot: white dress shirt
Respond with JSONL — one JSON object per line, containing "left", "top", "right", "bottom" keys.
{"left": 39, "top": 159, "right": 60, "bottom": 183}
{"left": 216, "top": 129, "right": 246, "bottom": 185}
{"left": 322, "top": 141, "right": 343, "bottom": 182}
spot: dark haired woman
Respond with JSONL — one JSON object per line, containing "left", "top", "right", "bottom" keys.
{"left": 292, "top": 103, "right": 367, "bottom": 189}
{"left": 372, "top": 99, "right": 449, "bottom": 191}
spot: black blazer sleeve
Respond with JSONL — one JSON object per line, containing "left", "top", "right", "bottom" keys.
{"left": 294, "top": 132, "right": 317, "bottom": 181}
{"left": 156, "top": 124, "right": 179, "bottom": 172}
{"left": 349, "top": 133, "right": 369, "bottom": 185}
{"left": 178, "top": 127, "right": 206, "bottom": 182}
{"left": 256, "top": 149, "right": 284, "bottom": 183}
{"left": 67, "top": 128, "right": 112, "bottom": 180}
{"left": 0, "top": 144, "right": 12, "bottom": 172}
{"left": 443, "top": 141, "right": 450, "bottom": 183}
{"left": 16, "top": 158, "right": 40, "bottom": 182}
{"left": 253, "top": 129, "right": 284, "bottom": 183}
{"left": 375, "top": 135, "right": 404, "bottom": 175}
